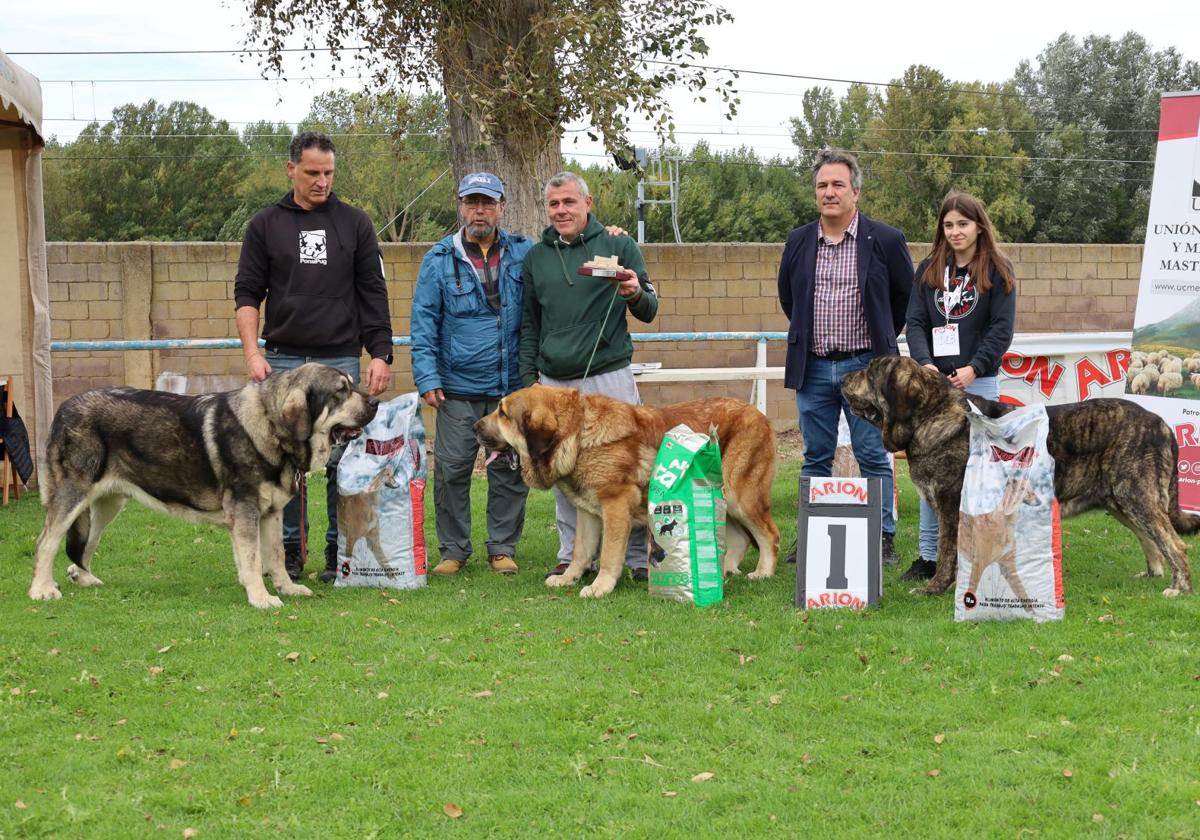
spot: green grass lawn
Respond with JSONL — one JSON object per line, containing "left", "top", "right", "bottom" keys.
{"left": 2, "top": 460, "right": 1199, "bottom": 838}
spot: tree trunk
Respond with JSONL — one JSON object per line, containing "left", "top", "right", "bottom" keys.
{"left": 439, "top": 1, "right": 563, "bottom": 239}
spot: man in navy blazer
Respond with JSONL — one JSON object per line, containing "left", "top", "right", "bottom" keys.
{"left": 777, "top": 149, "right": 914, "bottom": 566}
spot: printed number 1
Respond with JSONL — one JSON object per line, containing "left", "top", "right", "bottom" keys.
{"left": 825, "top": 523, "right": 848, "bottom": 589}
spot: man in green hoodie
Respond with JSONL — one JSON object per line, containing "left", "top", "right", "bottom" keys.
{"left": 519, "top": 171, "right": 659, "bottom": 582}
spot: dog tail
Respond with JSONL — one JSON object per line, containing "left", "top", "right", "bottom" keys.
{"left": 1171, "top": 508, "right": 1200, "bottom": 535}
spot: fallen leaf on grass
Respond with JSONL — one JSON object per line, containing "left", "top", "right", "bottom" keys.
{"left": 284, "top": 652, "right": 300, "bottom": 663}
{"left": 662, "top": 790, "right": 677, "bottom": 798}
{"left": 933, "top": 734, "right": 945, "bottom": 745}
{"left": 330, "top": 732, "right": 344, "bottom": 742}
{"left": 641, "top": 755, "right": 664, "bottom": 768}
{"left": 472, "top": 690, "right": 493, "bottom": 699}
{"left": 769, "top": 695, "right": 782, "bottom": 706}
{"left": 691, "top": 772, "right": 715, "bottom": 782}
{"left": 927, "top": 769, "right": 940, "bottom": 778}
{"left": 857, "top": 654, "right": 869, "bottom": 666}
{"left": 9, "top": 688, "right": 20, "bottom": 696}
{"left": 15, "top": 800, "right": 26, "bottom": 809}
{"left": 1057, "top": 654, "right": 1074, "bottom": 662}
{"left": 1097, "top": 614, "right": 1114, "bottom": 623}
{"left": 183, "top": 829, "right": 198, "bottom": 838}
{"left": 315, "top": 737, "right": 328, "bottom": 745}
{"left": 1092, "top": 814, "right": 1104, "bottom": 823}
{"left": 801, "top": 753, "right": 812, "bottom": 764}
{"left": 169, "top": 759, "right": 187, "bottom": 770}
{"left": 47, "top": 648, "right": 60, "bottom": 656}
{"left": 1062, "top": 768, "right": 1073, "bottom": 778}
{"left": 149, "top": 666, "right": 164, "bottom": 675}
{"left": 157, "top": 645, "right": 172, "bottom": 654}
{"left": 376, "top": 692, "right": 389, "bottom": 700}
{"left": 443, "top": 803, "right": 463, "bottom": 819}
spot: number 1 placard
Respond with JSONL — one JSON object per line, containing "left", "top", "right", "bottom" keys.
{"left": 796, "top": 477, "right": 882, "bottom": 609}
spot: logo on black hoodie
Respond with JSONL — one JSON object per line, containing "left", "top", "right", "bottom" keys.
{"left": 299, "top": 229, "right": 328, "bottom": 265}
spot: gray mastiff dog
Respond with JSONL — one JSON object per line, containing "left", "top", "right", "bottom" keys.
{"left": 29, "top": 363, "right": 377, "bottom": 608}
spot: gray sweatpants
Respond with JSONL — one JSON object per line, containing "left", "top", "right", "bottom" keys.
{"left": 433, "top": 397, "right": 529, "bottom": 561}
{"left": 539, "top": 366, "right": 649, "bottom": 570}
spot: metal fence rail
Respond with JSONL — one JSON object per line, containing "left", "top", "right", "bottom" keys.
{"left": 50, "top": 331, "right": 1132, "bottom": 415}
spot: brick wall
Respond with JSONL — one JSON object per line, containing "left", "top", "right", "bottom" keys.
{"left": 46, "top": 241, "right": 1145, "bottom": 427}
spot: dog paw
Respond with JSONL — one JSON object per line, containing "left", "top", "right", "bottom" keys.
{"left": 249, "top": 593, "right": 285, "bottom": 609}
{"left": 278, "top": 582, "right": 312, "bottom": 597}
{"left": 545, "top": 574, "right": 577, "bottom": 588}
{"left": 579, "top": 581, "right": 615, "bottom": 598}
{"left": 66, "top": 566, "right": 104, "bottom": 587}
{"left": 747, "top": 569, "right": 774, "bottom": 580}
{"left": 910, "top": 585, "right": 941, "bottom": 596}
{"left": 1135, "top": 570, "right": 1164, "bottom": 579}
{"left": 28, "top": 582, "right": 62, "bottom": 601}
{"left": 1162, "top": 587, "right": 1182, "bottom": 598}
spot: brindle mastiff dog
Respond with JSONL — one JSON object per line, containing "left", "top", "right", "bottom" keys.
{"left": 475, "top": 385, "right": 780, "bottom": 598}
{"left": 841, "top": 356, "right": 1198, "bottom": 597}
{"left": 29, "top": 363, "right": 378, "bottom": 608}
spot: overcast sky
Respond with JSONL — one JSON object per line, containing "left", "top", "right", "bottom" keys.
{"left": 3, "top": 0, "right": 1196, "bottom": 162}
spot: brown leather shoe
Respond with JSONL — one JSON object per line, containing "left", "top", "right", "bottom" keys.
{"left": 431, "top": 558, "right": 464, "bottom": 576}
{"left": 487, "top": 554, "right": 518, "bottom": 575}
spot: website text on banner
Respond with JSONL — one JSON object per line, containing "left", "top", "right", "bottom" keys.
{"left": 1124, "top": 91, "right": 1200, "bottom": 513}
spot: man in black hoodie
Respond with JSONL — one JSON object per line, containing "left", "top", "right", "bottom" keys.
{"left": 234, "top": 131, "right": 394, "bottom": 582}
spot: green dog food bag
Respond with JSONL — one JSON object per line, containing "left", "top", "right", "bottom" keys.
{"left": 647, "top": 424, "right": 726, "bottom": 607}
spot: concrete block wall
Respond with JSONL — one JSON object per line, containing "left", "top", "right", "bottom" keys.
{"left": 46, "top": 241, "right": 1146, "bottom": 427}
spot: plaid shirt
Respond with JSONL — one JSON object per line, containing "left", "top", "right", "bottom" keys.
{"left": 811, "top": 213, "right": 870, "bottom": 355}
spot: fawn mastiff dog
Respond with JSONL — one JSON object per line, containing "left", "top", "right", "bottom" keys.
{"left": 474, "top": 385, "right": 780, "bottom": 598}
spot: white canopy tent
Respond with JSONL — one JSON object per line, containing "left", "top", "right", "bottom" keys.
{"left": 0, "top": 48, "right": 52, "bottom": 473}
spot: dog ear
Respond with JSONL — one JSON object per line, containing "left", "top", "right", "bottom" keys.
{"left": 281, "top": 386, "right": 313, "bottom": 442}
{"left": 522, "top": 395, "right": 560, "bottom": 462}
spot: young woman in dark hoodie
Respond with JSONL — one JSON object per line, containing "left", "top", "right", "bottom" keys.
{"left": 901, "top": 191, "right": 1017, "bottom": 581}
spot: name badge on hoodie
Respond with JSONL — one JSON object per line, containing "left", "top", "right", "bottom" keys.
{"left": 299, "top": 229, "right": 328, "bottom": 265}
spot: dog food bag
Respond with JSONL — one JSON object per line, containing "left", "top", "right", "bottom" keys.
{"left": 647, "top": 424, "right": 726, "bottom": 607}
{"left": 334, "top": 393, "right": 428, "bottom": 589}
{"left": 954, "top": 403, "right": 1064, "bottom": 623}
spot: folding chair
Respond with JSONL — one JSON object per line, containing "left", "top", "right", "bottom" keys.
{"left": 1, "top": 375, "right": 20, "bottom": 506}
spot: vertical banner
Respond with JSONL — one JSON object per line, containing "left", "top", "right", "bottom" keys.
{"left": 1126, "top": 91, "right": 1200, "bottom": 513}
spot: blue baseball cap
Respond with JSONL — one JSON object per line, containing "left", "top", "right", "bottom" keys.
{"left": 457, "top": 172, "right": 504, "bottom": 200}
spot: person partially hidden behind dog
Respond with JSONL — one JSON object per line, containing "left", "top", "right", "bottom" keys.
{"left": 411, "top": 172, "right": 532, "bottom": 576}
{"left": 901, "top": 191, "right": 1016, "bottom": 581}
{"left": 234, "top": 131, "right": 394, "bottom": 582}
{"left": 519, "top": 171, "right": 659, "bottom": 582}
{"left": 778, "top": 148, "right": 914, "bottom": 567}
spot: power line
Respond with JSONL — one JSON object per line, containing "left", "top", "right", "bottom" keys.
{"left": 14, "top": 45, "right": 1175, "bottom": 110}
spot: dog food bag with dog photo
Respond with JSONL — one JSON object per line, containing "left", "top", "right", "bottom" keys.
{"left": 334, "top": 393, "right": 428, "bottom": 589}
{"left": 647, "top": 424, "right": 726, "bottom": 607}
{"left": 954, "top": 403, "right": 1064, "bottom": 623}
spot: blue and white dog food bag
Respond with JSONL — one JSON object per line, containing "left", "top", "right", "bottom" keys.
{"left": 954, "top": 403, "right": 1063, "bottom": 623}
{"left": 335, "top": 393, "right": 428, "bottom": 589}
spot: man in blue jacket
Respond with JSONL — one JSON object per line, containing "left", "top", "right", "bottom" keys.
{"left": 411, "top": 172, "right": 532, "bottom": 576}
{"left": 777, "top": 149, "right": 914, "bottom": 567}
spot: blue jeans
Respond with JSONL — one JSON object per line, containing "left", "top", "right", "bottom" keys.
{"left": 917, "top": 374, "right": 1000, "bottom": 561}
{"left": 796, "top": 351, "right": 895, "bottom": 536}
{"left": 266, "top": 352, "right": 361, "bottom": 551}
